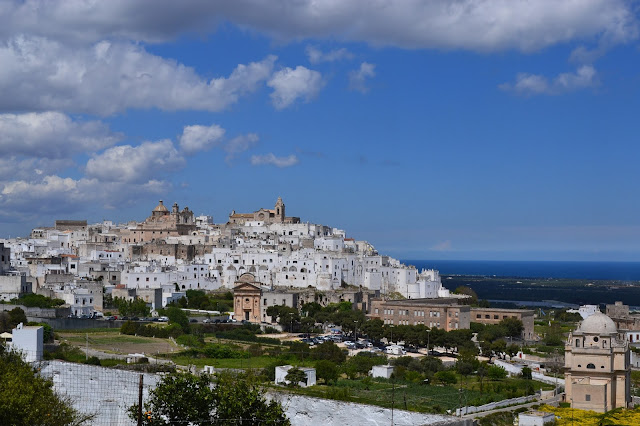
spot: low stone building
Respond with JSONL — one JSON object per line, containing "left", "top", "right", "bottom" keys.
{"left": 470, "top": 307, "right": 535, "bottom": 341}
{"left": 369, "top": 298, "right": 470, "bottom": 331}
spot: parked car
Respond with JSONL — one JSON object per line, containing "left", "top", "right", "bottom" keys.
{"left": 189, "top": 318, "right": 198, "bottom": 323}
{"left": 202, "top": 319, "right": 211, "bottom": 324}
{"left": 158, "top": 316, "right": 169, "bottom": 322}
{"left": 104, "top": 316, "right": 116, "bottom": 321}
{"left": 344, "top": 341, "right": 356, "bottom": 349}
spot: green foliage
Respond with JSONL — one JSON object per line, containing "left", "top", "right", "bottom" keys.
{"left": 315, "top": 360, "right": 339, "bottom": 384}
{"left": 499, "top": 317, "right": 524, "bottom": 338}
{"left": 176, "top": 334, "right": 203, "bottom": 348}
{"left": 0, "top": 308, "right": 28, "bottom": 334}
{"left": 129, "top": 371, "right": 215, "bottom": 425}
{"left": 420, "top": 356, "right": 444, "bottom": 374}
{"left": 521, "top": 366, "right": 532, "bottom": 380}
{"left": 214, "top": 328, "right": 281, "bottom": 345}
{"left": 85, "top": 356, "right": 101, "bottom": 366}
{"left": 178, "top": 343, "right": 250, "bottom": 360}
{"left": 310, "top": 341, "right": 347, "bottom": 364}
{"left": 166, "top": 306, "right": 190, "bottom": 333}
{"left": 12, "top": 294, "right": 65, "bottom": 309}
{"left": 130, "top": 371, "right": 290, "bottom": 425}
{"left": 487, "top": 365, "right": 508, "bottom": 380}
{"left": 43, "top": 342, "right": 86, "bottom": 363}
{"left": 285, "top": 367, "right": 307, "bottom": 387}
{"left": 343, "top": 352, "right": 387, "bottom": 379}
{"left": 434, "top": 370, "right": 457, "bottom": 385}
{"left": 453, "top": 286, "right": 477, "bottom": 303}
{"left": 0, "top": 345, "right": 91, "bottom": 425}
{"left": 554, "top": 309, "right": 583, "bottom": 323}
{"left": 470, "top": 322, "right": 485, "bottom": 333}
{"left": 113, "top": 297, "right": 150, "bottom": 317}
{"left": 120, "top": 321, "right": 184, "bottom": 338}
{"left": 266, "top": 305, "right": 300, "bottom": 331}
{"left": 287, "top": 341, "right": 311, "bottom": 360}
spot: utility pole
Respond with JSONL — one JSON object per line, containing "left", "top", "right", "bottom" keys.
{"left": 137, "top": 374, "right": 144, "bottom": 426}
{"left": 85, "top": 333, "right": 88, "bottom": 361}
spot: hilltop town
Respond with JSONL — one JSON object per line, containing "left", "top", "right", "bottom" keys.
{"left": 0, "top": 198, "right": 452, "bottom": 318}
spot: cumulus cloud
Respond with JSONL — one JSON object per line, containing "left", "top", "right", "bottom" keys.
{"left": 250, "top": 153, "right": 299, "bottom": 168}
{"left": 500, "top": 65, "right": 598, "bottom": 96}
{"left": 349, "top": 62, "right": 376, "bottom": 93}
{"left": 0, "top": 175, "right": 166, "bottom": 218}
{"left": 179, "top": 124, "right": 226, "bottom": 155}
{"left": 0, "top": 112, "right": 120, "bottom": 158}
{"left": 268, "top": 66, "right": 324, "bottom": 109}
{"left": 0, "top": 36, "right": 276, "bottom": 115}
{"left": 306, "top": 46, "right": 353, "bottom": 64}
{"left": 0, "top": 1, "right": 635, "bottom": 52}
{"left": 85, "top": 140, "right": 185, "bottom": 183}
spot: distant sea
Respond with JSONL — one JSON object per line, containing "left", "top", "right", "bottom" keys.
{"left": 401, "top": 260, "right": 640, "bottom": 281}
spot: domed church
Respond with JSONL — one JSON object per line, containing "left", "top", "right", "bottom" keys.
{"left": 564, "top": 311, "right": 631, "bottom": 412}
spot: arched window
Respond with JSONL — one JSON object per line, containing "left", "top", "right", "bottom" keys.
{"left": 576, "top": 339, "right": 580, "bottom": 347}
{"left": 587, "top": 363, "right": 596, "bottom": 369}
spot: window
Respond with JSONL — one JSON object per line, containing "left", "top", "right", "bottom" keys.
{"left": 593, "top": 337, "right": 599, "bottom": 343}
{"left": 587, "top": 363, "right": 595, "bottom": 369}
{"left": 264, "top": 298, "right": 267, "bottom": 305}
{"left": 576, "top": 339, "right": 580, "bottom": 347}
{"left": 585, "top": 395, "right": 591, "bottom": 401}
{"left": 485, "top": 315, "right": 490, "bottom": 319}
{"left": 476, "top": 314, "right": 481, "bottom": 319}
{"left": 493, "top": 315, "right": 499, "bottom": 319}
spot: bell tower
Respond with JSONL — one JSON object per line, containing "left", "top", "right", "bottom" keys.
{"left": 275, "top": 197, "right": 285, "bottom": 222}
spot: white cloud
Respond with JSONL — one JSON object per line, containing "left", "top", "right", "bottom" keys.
{"left": 0, "top": 157, "right": 73, "bottom": 181}
{"left": 0, "top": 36, "right": 276, "bottom": 115}
{"left": 251, "top": 153, "right": 299, "bottom": 168}
{"left": 222, "top": 133, "right": 259, "bottom": 163}
{"left": 349, "top": 62, "right": 376, "bottom": 93}
{"left": 268, "top": 66, "right": 324, "bottom": 109}
{"left": 85, "top": 140, "right": 185, "bottom": 183}
{"left": 306, "top": 46, "right": 353, "bottom": 64}
{"left": 500, "top": 65, "right": 598, "bottom": 95}
{"left": 179, "top": 124, "right": 226, "bottom": 155}
{"left": 0, "top": 112, "right": 120, "bottom": 158}
{"left": 0, "top": 175, "right": 166, "bottom": 218}
{"left": 0, "top": 1, "right": 635, "bottom": 52}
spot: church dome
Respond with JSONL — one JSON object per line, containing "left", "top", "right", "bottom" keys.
{"left": 576, "top": 311, "right": 617, "bottom": 335}
{"left": 153, "top": 200, "right": 169, "bottom": 213}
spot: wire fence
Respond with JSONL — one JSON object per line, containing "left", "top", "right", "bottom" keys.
{"left": 37, "top": 358, "right": 159, "bottom": 425}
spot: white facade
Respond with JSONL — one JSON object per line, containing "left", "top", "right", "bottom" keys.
{"left": 10, "top": 323, "right": 43, "bottom": 362}
{"left": 370, "top": 364, "right": 394, "bottom": 379}
{"left": 275, "top": 365, "right": 316, "bottom": 387}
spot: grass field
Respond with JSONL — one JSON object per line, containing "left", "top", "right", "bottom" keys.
{"left": 282, "top": 376, "right": 553, "bottom": 414}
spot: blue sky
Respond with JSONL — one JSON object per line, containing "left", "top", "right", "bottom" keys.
{"left": 0, "top": 1, "right": 639, "bottom": 261}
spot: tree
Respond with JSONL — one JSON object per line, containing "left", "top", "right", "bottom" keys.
{"left": 420, "top": 356, "right": 443, "bottom": 374}
{"left": 434, "top": 370, "right": 457, "bottom": 385}
{"left": 130, "top": 371, "right": 289, "bottom": 425}
{"left": 477, "top": 362, "right": 488, "bottom": 393}
{"left": 487, "top": 365, "right": 507, "bottom": 380}
{"left": 506, "top": 343, "right": 520, "bottom": 360}
{"left": 453, "top": 286, "right": 477, "bottom": 304}
{"left": 499, "top": 317, "right": 523, "bottom": 339}
{"left": 521, "top": 366, "right": 532, "bottom": 380}
{"left": 166, "top": 306, "right": 190, "bottom": 333}
{"left": 361, "top": 318, "right": 384, "bottom": 341}
{"left": 315, "top": 360, "right": 339, "bottom": 385}
{"left": 266, "top": 305, "right": 299, "bottom": 331}
{"left": 311, "top": 341, "right": 346, "bottom": 364}
{"left": 0, "top": 346, "right": 91, "bottom": 425}
{"left": 285, "top": 367, "right": 307, "bottom": 387}
{"left": 8, "top": 307, "right": 27, "bottom": 328}
{"left": 492, "top": 340, "right": 506, "bottom": 360}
